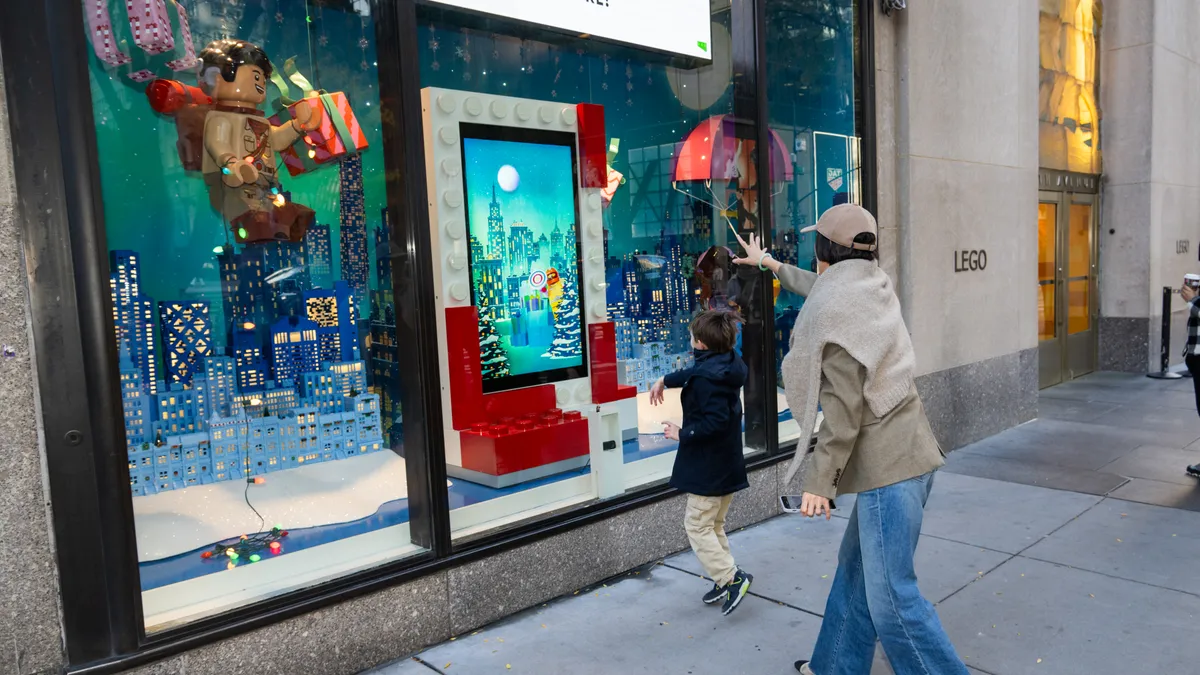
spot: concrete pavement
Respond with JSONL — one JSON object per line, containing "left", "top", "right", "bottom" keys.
{"left": 368, "top": 373, "right": 1200, "bottom": 674}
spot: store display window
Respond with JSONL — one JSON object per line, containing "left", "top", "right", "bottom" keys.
{"left": 82, "top": 0, "right": 426, "bottom": 631}
{"left": 763, "top": 0, "right": 863, "bottom": 445}
{"left": 416, "top": 4, "right": 785, "bottom": 542}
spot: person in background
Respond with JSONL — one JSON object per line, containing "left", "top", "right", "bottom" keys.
{"left": 732, "top": 204, "right": 968, "bottom": 675}
{"left": 649, "top": 310, "right": 753, "bottom": 617}
{"left": 1180, "top": 278, "right": 1200, "bottom": 478}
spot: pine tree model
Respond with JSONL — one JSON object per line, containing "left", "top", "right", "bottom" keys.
{"left": 478, "top": 307, "right": 511, "bottom": 380}
{"left": 544, "top": 273, "right": 582, "bottom": 359}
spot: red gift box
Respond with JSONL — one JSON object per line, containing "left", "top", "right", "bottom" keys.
{"left": 271, "top": 92, "right": 368, "bottom": 177}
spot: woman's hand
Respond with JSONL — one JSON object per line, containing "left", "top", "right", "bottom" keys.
{"left": 1183, "top": 284, "right": 1197, "bottom": 303}
{"left": 731, "top": 231, "right": 768, "bottom": 267}
{"left": 800, "top": 492, "right": 832, "bottom": 520}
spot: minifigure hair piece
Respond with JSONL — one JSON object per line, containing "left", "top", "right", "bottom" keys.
{"left": 689, "top": 310, "right": 742, "bottom": 354}
{"left": 198, "top": 39, "right": 272, "bottom": 91}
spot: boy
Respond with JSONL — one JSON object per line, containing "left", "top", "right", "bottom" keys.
{"left": 650, "top": 310, "right": 752, "bottom": 616}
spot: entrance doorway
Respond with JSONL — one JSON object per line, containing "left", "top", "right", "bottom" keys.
{"left": 1038, "top": 187, "right": 1099, "bottom": 388}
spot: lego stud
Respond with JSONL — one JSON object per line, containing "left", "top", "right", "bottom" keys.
{"left": 588, "top": 220, "right": 603, "bottom": 238}
{"left": 490, "top": 100, "right": 509, "bottom": 119}
{"left": 587, "top": 193, "right": 602, "bottom": 211}
{"left": 445, "top": 220, "right": 466, "bottom": 240}
{"left": 449, "top": 282, "right": 469, "bottom": 302}
{"left": 464, "top": 96, "right": 483, "bottom": 117}
{"left": 539, "top": 105, "right": 556, "bottom": 124}
{"left": 591, "top": 277, "right": 607, "bottom": 292}
{"left": 448, "top": 253, "right": 466, "bottom": 271}
{"left": 437, "top": 93, "right": 458, "bottom": 114}
{"left": 516, "top": 102, "right": 534, "bottom": 121}
{"left": 442, "top": 158, "right": 461, "bottom": 177}
{"left": 556, "top": 386, "right": 572, "bottom": 405}
{"left": 444, "top": 188, "right": 463, "bottom": 208}
{"left": 588, "top": 252, "right": 603, "bottom": 265}
{"left": 561, "top": 107, "right": 577, "bottom": 126}
{"left": 439, "top": 125, "right": 459, "bottom": 145}
{"left": 574, "top": 383, "right": 590, "bottom": 403}
{"left": 591, "top": 302, "right": 606, "bottom": 319}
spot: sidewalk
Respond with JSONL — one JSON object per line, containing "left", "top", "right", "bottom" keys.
{"left": 368, "top": 373, "right": 1199, "bottom": 675}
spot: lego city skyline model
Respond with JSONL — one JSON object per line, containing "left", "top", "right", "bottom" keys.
{"left": 423, "top": 89, "right": 639, "bottom": 492}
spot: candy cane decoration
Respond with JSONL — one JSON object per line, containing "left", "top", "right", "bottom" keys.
{"left": 164, "top": 0, "right": 199, "bottom": 72}
{"left": 126, "top": 0, "right": 175, "bottom": 55}
{"left": 84, "top": 0, "right": 132, "bottom": 67}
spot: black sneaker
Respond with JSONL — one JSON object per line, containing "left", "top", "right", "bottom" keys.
{"left": 794, "top": 660, "right": 812, "bottom": 674}
{"left": 702, "top": 582, "right": 727, "bottom": 605}
{"left": 721, "top": 568, "right": 753, "bottom": 616}
{"left": 1188, "top": 463, "right": 1200, "bottom": 478}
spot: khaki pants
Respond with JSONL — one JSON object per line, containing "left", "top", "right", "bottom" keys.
{"left": 684, "top": 493, "right": 737, "bottom": 587}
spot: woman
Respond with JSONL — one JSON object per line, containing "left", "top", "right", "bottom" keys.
{"left": 733, "top": 204, "right": 967, "bottom": 675}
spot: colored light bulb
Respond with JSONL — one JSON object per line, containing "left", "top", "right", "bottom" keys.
{"left": 237, "top": 227, "right": 248, "bottom": 240}
{"left": 308, "top": 149, "right": 317, "bottom": 159}
{"left": 249, "top": 554, "right": 261, "bottom": 562}
{"left": 225, "top": 548, "right": 235, "bottom": 557}
{"left": 229, "top": 552, "right": 239, "bottom": 560}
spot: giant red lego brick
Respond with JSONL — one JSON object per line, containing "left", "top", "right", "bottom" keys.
{"left": 445, "top": 306, "right": 486, "bottom": 429}
{"left": 483, "top": 384, "right": 558, "bottom": 421}
{"left": 460, "top": 413, "right": 590, "bottom": 476}
{"left": 589, "top": 322, "right": 618, "bottom": 402}
{"left": 576, "top": 103, "right": 608, "bottom": 189}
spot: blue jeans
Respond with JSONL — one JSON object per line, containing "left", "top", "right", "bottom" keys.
{"left": 809, "top": 472, "right": 968, "bottom": 675}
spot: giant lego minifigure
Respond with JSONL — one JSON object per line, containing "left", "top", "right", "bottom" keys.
{"left": 198, "top": 39, "right": 317, "bottom": 244}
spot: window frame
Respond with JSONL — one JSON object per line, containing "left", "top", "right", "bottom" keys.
{"left": 0, "top": 0, "right": 873, "bottom": 671}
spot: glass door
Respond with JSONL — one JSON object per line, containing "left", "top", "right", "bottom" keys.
{"left": 1038, "top": 195, "right": 1062, "bottom": 387}
{"left": 1038, "top": 191, "right": 1098, "bottom": 388}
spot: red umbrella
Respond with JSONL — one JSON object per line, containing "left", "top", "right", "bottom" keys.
{"left": 672, "top": 115, "right": 793, "bottom": 227}
{"left": 673, "top": 114, "right": 793, "bottom": 184}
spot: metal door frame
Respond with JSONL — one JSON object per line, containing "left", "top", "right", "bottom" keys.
{"left": 1038, "top": 184, "right": 1100, "bottom": 388}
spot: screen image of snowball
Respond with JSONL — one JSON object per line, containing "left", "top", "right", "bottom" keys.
{"left": 459, "top": 124, "right": 588, "bottom": 394}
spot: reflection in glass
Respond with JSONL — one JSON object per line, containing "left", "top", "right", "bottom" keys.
{"left": 1038, "top": 203, "right": 1057, "bottom": 341}
{"left": 85, "top": 0, "right": 423, "bottom": 630}
{"left": 1039, "top": 0, "right": 1102, "bottom": 173}
{"left": 419, "top": 6, "right": 783, "bottom": 541}
{"left": 765, "top": 0, "right": 860, "bottom": 444}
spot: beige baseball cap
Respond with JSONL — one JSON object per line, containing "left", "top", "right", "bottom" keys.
{"left": 800, "top": 204, "right": 878, "bottom": 251}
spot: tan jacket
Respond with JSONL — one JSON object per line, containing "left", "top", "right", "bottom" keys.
{"left": 775, "top": 264, "right": 944, "bottom": 499}
{"left": 806, "top": 343, "right": 944, "bottom": 499}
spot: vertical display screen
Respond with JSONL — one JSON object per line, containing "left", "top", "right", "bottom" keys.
{"left": 460, "top": 124, "right": 587, "bottom": 393}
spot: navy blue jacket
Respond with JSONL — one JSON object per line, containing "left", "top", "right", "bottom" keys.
{"left": 665, "top": 350, "right": 749, "bottom": 496}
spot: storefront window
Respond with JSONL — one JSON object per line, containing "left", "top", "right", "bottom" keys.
{"left": 417, "top": 5, "right": 777, "bottom": 541}
{"left": 765, "top": 0, "right": 862, "bottom": 445}
{"left": 83, "top": 0, "right": 424, "bottom": 631}
{"left": 1039, "top": 0, "right": 1101, "bottom": 174}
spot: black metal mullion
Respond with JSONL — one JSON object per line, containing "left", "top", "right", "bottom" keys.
{"left": 376, "top": 0, "right": 453, "bottom": 556}
{"left": 0, "top": 0, "right": 141, "bottom": 663}
{"left": 751, "top": 0, "right": 780, "bottom": 456}
{"left": 858, "top": 0, "right": 878, "bottom": 217}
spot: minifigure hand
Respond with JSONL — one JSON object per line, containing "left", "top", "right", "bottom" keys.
{"left": 222, "top": 158, "right": 257, "bottom": 187}
{"left": 649, "top": 377, "right": 666, "bottom": 405}
{"left": 662, "top": 422, "right": 681, "bottom": 441}
{"left": 293, "top": 100, "right": 321, "bottom": 132}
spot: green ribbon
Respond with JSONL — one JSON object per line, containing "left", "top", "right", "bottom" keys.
{"left": 320, "top": 93, "right": 355, "bottom": 150}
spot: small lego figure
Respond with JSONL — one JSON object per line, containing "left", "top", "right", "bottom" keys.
{"left": 198, "top": 39, "right": 317, "bottom": 244}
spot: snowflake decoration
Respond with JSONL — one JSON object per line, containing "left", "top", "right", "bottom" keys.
{"left": 551, "top": 90, "right": 557, "bottom": 98}
{"left": 627, "top": 98, "right": 634, "bottom": 107}
{"left": 318, "top": 35, "right": 329, "bottom": 47}
{"left": 627, "top": 82, "right": 633, "bottom": 92}
{"left": 526, "top": 63, "right": 534, "bottom": 74}
{"left": 602, "top": 82, "right": 608, "bottom": 91}
{"left": 463, "top": 71, "right": 472, "bottom": 82}
{"left": 359, "top": 37, "right": 370, "bottom": 50}
{"left": 431, "top": 61, "right": 441, "bottom": 71}
{"left": 361, "top": 60, "right": 369, "bottom": 71}
{"left": 463, "top": 52, "right": 472, "bottom": 64}
{"left": 429, "top": 39, "right": 440, "bottom": 52}
{"left": 275, "top": 11, "right": 284, "bottom": 24}
{"left": 455, "top": 46, "right": 465, "bottom": 58}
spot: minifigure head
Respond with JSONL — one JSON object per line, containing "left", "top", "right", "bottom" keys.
{"left": 198, "top": 39, "right": 272, "bottom": 106}
{"left": 545, "top": 268, "right": 561, "bottom": 287}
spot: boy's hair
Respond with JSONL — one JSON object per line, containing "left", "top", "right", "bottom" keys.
{"left": 689, "top": 310, "right": 742, "bottom": 353}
